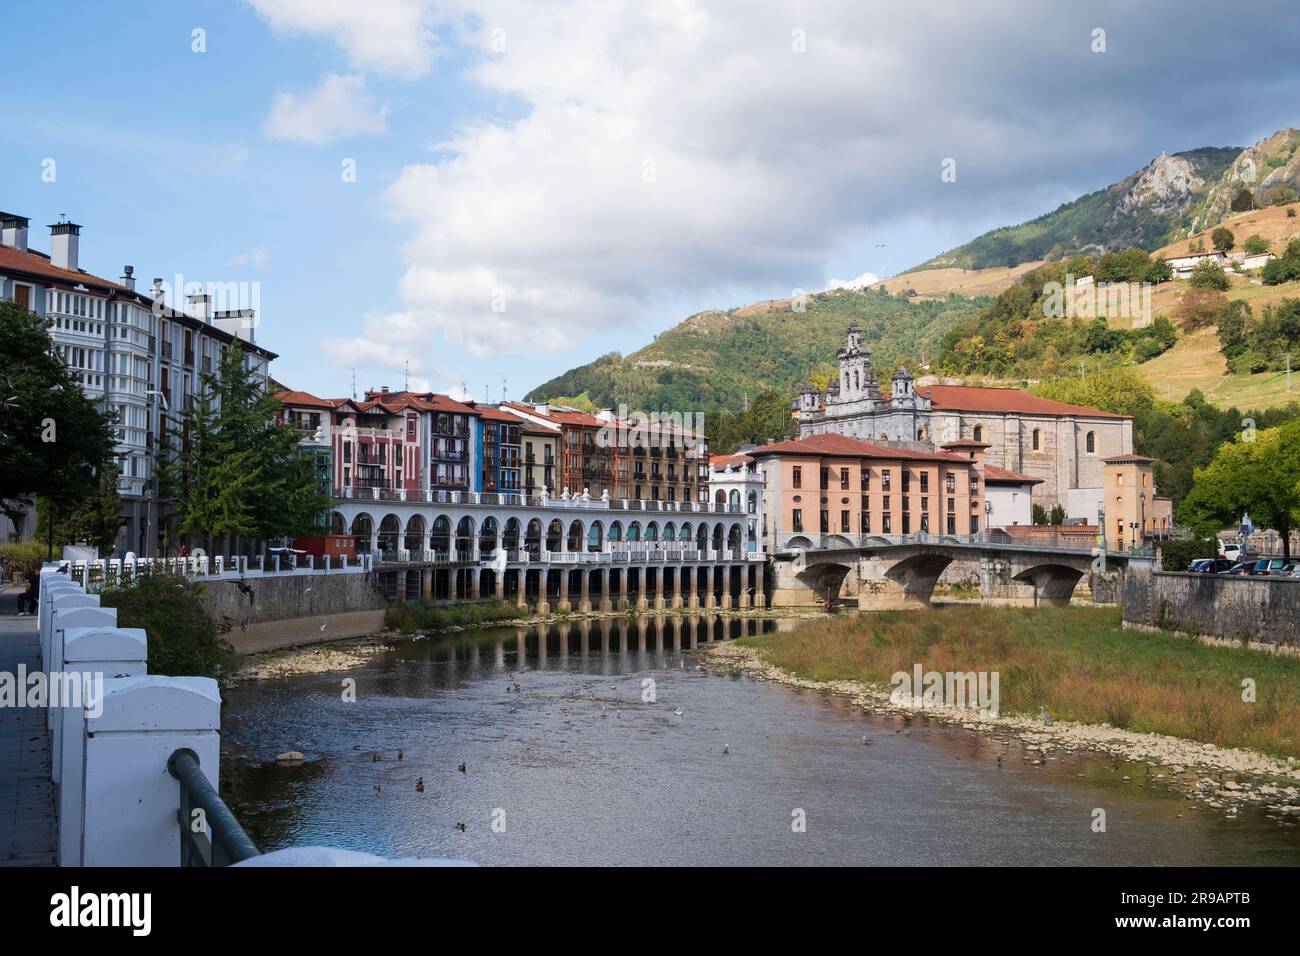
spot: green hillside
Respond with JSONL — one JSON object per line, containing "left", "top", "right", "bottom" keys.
{"left": 525, "top": 289, "right": 986, "bottom": 414}
{"left": 913, "top": 147, "right": 1241, "bottom": 271}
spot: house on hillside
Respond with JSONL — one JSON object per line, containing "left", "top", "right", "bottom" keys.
{"left": 1163, "top": 249, "right": 1227, "bottom": 279}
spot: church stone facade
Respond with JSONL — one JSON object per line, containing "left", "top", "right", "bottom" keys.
{"left": 794, "top": 324, "right": 1134, "bottom": 518}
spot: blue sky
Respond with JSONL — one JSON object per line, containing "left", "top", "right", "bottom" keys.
{"left": 4, "top": 1, "right": 1298, "bottom": 406}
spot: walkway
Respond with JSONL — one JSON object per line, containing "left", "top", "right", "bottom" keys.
{"left": 0, "top": 588, "right": 56, "bottom": 866}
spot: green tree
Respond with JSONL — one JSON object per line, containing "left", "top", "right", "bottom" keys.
{"left": 1189, "top": 260, "right": 1229, "bottom": 290}
{"left": 1032, "top": 503, "right": 1048, "bottom": 525}
{"left": 1243, "top": 234, "right": 1270, "bottom": 255}
{"left": 36, "top": 465, "right": 123, "bottom": 552}
{"left": 1211, "top": 227, "right": 1235, "bottom": 252}
{"left": 167, "top": 344, "right": 332, "bottom": 553}
{"left": 1144, "top": 259, "right": 1173, "bottom": 284}
{"left": 1179, "top": 420, "right": 1300, "bottom": 560}
{"left": 0, "top": 300, "right": 116, "bottom": 552}
{"left": 1231, "top": 188, "right": 1254, "bottom": 212}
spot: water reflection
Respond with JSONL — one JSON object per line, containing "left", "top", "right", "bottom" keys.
{"left": 220, "top": 612, "right": 1300, "bottom": 867}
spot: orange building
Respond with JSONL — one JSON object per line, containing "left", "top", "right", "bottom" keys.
{"left": 1101, "top": 454, "right": 1174, "bottom": 550}
{"left": 750, "top": 433, "right": 988, "bottom": 548}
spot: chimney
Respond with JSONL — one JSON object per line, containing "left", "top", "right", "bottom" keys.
{"left": 152, "top": 278, "right": 164, "bottom": 308}
{"left": 49, "top": 215, "right": 81, "bottom": 271}
{"left": 120, "top": 265, "right": 135, "bottom": 291}
{"left": 187, "top": 292, "right": 211, "bottom": 322}
{"left": 1, "top": 214, "right": 30, "bottom": 252}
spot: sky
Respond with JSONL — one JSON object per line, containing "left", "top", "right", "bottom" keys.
{"left": 3, "top": 0, "right": 1299, "bottom": 406}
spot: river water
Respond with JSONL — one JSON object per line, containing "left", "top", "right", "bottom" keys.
{"left": 220, "top": 614, "right": 1300, "bottom": 866}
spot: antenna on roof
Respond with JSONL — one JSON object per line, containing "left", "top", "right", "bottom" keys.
{"left": 403, "top": 360, "right": 410, "bottom": 392}
{"left": 502, "top": 377, "right": 508, "bottom": 402}
{"left": 344, "top": 366, "right": 357, "bottom": 400}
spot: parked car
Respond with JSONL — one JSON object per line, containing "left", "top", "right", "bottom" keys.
{"left": 1224, "top": 562, "right": 1254, "bottom": 575}
{"left": 1219, "top": 542, "right": 1244, "bottom": 562}
{"left": 1190, "top": 558, "right": 1235, "bottom": 574}
{"left": 1248, "top": 558, "right": 1293, "bottom": 576}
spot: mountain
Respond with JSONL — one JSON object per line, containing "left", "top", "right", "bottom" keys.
{"left": 912, "top": 146, "right": 1242, "bottom": 271}
{"left": 524, "top": 290, "right": 985, "bottom": 413}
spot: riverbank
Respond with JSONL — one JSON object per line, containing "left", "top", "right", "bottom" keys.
{"left": 702, "top": 606, "right": 1300, "bottom": 818}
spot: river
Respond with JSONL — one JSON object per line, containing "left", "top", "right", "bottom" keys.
{"left": 220, "top": 613, "right": 1300, "bottom": 866}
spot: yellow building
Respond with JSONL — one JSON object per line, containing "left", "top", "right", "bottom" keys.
{"left": 1100, "top": 454, "right": 1173, "bottom": 551}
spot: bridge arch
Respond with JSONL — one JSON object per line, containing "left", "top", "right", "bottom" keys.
{"left": 1010, "top": 562, "right": 1086, "bottom": 607}
{"left": 883, "top": 552, "right": 955, "bottom": 607}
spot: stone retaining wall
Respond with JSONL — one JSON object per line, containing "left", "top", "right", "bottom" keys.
{"left": 1121, "top": 566, "right": 1300, "bottom": 647}
{"left": 202, "top": 571, "right": 388, "bottom": 628}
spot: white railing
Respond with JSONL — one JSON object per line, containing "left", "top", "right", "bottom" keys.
{"left": 63, "top": 552, "right": 373, "bottom": 593}
{"left": 332, "top": 486, "right": 741, "bottom": 514}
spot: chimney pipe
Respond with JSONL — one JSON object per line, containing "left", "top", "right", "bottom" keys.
{"left": 48, "top": 215, "right": 81, "bottom": 271}
{"left": 120, "top": 265, "right": 135, "bottom": 291}
{"left": 1, "top": 214, "right": 30, "bottom": 252}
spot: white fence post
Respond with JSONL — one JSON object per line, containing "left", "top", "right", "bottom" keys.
{"left": 47, "top": 603, "right": 116, "bottom": 738}
{"left": 38, "top": 574, "right": 82, "bottom": 665}
{"left": 79, "top": 676, "right": 221, "bottom": 867}
{"left": 57, "top": 627, "right": 148, "bottom": 867}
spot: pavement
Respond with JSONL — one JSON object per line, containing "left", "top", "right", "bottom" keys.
{"left": 0, "top": 586, "right": 57, "bottom": 866}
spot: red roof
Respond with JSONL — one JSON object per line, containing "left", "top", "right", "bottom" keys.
{"left": 366, "top": 390, "right": 478, "bottom": 415}
{"left": 711, "top": 452, "right": 754, "bottom": 469}
{"left": 918, "top": 384, "right": 1128, "bottom": 419}
{"left": 276, "top": 389, "right": 335, "bottom": 410}
{"left": 502, "top": 401, "right": 607, "bottom": 429}
{"left": 0, "top": 244, "right": 135, "bottom": 294}
{"left": 983, "top": 465, "right": 1044, "bottom": 484}
{"left": 749, "top": 433, "right": 972, "bottom": 464}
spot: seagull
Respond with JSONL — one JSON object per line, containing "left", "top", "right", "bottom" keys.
{"left": 320, "top": 624, "right": 327, "bottom": 632}
{"left": 1040, "top": 707, "right": 1053, "bottom": 727}
{"left": 674, "top": 708, "right": 683, "bottom": 717}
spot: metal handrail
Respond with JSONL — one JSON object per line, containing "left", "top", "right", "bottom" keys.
{"left": 168, "top": 748, "right": 260, "bottom": 867}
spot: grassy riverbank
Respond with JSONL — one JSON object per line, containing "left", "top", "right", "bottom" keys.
{"left": 737, "top": 606, "right": 1300, "bottom": 760}
{"left": 383, "top": 598, "right": 527, "bottom": 635}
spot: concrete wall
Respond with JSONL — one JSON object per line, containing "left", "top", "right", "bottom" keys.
{"left": 201, "top": 570, "right": 387, "bottom": 627}
{"left": 1122, "top": 565, "right": 1300, "bottom": 647}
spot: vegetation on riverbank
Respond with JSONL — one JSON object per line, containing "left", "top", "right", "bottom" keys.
{"left": 100, "top": 571, "right": 234, "bottom": 677}
{"left": 737, "top": 605, "right": 1300, "bottom": 759}
{"left": 384, "top": 598, "right": 528, "bottom": 635}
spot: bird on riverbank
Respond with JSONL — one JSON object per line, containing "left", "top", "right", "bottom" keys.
{"left": 1040, "top": 707, "right": 1053, "bottom": 727}
{"left": 320, "top": 624, "right": 327, "bottom": 632}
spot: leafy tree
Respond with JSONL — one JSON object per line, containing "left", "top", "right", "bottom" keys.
{"left": 705, "top": 390, "right": 796, "bottom": 454}
{"left": 1144, "top": 259, "right": 1173, "bottom": 284}
{"left": 36, "top": 465, "right": 122, "bottom": 552}
{"left": 1211, "top": 227, "right": 1235, "bottom": 252}
{"left": 0, "top": 300, "right": 116, "bottom": 551}
{"left": 1231, "top": 188, "right": 1255, "bottom": 212}
{"left": 1189, "top": 260, "right": 1229, "bottom": 290}
{"left": 1174, "top": 287, "right": 1228, "bottom": 330}
{"left": 1243, "top": 234, "right": 1270, "bottom": 255}
{"left": 1261, "top": 239, "right": 1300, "bottom": 285}
{"left": 1179, "top": 419, "right": 1300, "bottom": 560}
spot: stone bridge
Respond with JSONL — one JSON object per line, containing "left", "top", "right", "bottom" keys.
{"left": 770, "top": 533, "right": 1144, "bottom": 609}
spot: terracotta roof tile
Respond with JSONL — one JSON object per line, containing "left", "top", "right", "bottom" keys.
{"left": 749, "top": 433, "right": 972, "bottom": 463}
{"left": 0, "top": 244, "right": 135, "bottom": 294}
{"left": 983, "top": 465, "right": 1044, "bottom": 484}
{"left": 918, "top": 384, "right": 1128, "bottom": 419}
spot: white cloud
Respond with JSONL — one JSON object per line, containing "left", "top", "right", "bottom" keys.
{"left": 244, "top": 0, "right": 437, "bottom": 78}
{"left": 263, "top": 73, "right": 390, "bottom": 144}
{"left": 227, "top": 248, "right": 269, "bottom": 269}
{"left": 829, "top": 272, "right": 881, "bottom": 291}
{"left": 261, "top": 0, "right": 1300, "bottom": 370}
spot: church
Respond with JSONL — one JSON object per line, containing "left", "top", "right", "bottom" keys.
{"left": 793, "top": 323, "right": 1135, "bottom": 519}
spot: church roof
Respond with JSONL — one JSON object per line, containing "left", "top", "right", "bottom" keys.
{"left": 983, "top": 465, "right": 1044, "bottom": 484}
{"left": 917, "top": 385, "right": 1129, "bottom": 419}
{"left": 749, "top": 433, "right": 972, "bottom": 464}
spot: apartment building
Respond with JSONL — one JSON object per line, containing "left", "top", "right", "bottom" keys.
{"left": 0, "top": 211, "right": 274, "bottom": 555}
{"left": 750, "top": 432, "right": 988, "bottom": 550}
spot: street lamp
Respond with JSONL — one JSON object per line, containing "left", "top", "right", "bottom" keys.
{"left": 144, "top": 389, "right": 170, "bottom": 559}
{"left": 1139, "top": 492, "right": 1146, "bottom": 549}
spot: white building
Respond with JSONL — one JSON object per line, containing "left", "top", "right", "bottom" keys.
{"left": 983, "top": 465, "right": 1042, "bottom": 528}
{"left": 0, "top": 211, "right": 276, "bottom": 555}
{"left": 708, "top": 450, "right": 762, "bottom": 552}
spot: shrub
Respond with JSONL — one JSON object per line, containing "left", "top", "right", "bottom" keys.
{"left": 1243, "top": 234, "right": 1270, "bottom": 255}
{"left": 1159, "top": 535, "right": 1219, "bottom": 571}
{"left": 0, "top": 542, "right": 48, "bottom": 583}
{"left": 100, "top": 571, "right": 233, "bottom": 677}
{"left": 1211, "top": 227, "right": 1235, "bottom": 252}
{"left": 384, "top": 598, "right": 525, "bottom": 635}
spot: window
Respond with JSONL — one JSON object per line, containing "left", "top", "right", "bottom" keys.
{"left": 840, "top": 467, "right": 849, "bottom": 490}
{"left": 792, "top": 466, "right": 802, "bottom": 489}
{"left": 973, "top": 424, "right": 984, "bottom": 442}
{"left": 861, "top": 470, "right": 870, "bottom": 490}
{"left": 840, "top": 510, "right": 849, "bottom": 531}
{"left": 920, "top": 473, "right": 929, "bottom": 493}
{"left": 1086, "top": 431, "right": 1096, "bottom": 454}
{"left": 792, "top": 509, "right": 804, "bottom": 532}
{"left": 820, "top": 510, "right": 829, "bottom": 533}
{"left": 1032, "top": 428, "right": 1041, "bottom": 451}
{"left": 881, "top": 469, "right": 891, "bottom": 491}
